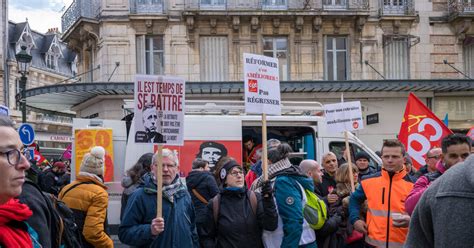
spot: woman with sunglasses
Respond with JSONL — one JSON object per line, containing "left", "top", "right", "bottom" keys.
{"left": 0, "top": 116, "right": 41, "bottom": 247}
{"left": 200, "top": 156, "right": 277, "bottom": 248}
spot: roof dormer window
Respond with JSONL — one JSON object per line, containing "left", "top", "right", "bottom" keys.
{"left": 44, "top": 36, "right": 63, "bottom": 71}
{"left": 15, "top": 23, "right": 36, "bottom": 54}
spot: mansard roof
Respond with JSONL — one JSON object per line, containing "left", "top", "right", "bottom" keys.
{"left": 7, "top": 21, "right": 75, "bottom": 77}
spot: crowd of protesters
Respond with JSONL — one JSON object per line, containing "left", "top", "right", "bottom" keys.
{"left": 1, "top": 112, "right": 474, "bottom": 248}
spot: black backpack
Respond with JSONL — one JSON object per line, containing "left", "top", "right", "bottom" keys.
{"left": 26, "top": 181, "right": 83, "bottom": 248}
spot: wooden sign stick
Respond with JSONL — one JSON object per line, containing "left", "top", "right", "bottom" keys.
{"left": 262, "top": 113, "right": 268, "bottom": 181}
{"left": 156, "top": 144, "right": 163, "bottom": 218}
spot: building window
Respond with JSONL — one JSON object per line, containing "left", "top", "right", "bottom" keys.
{"left": 383, "top": 0, "right": 408, "bottom": 15}
{"left": 323, "top": 0, "right": 347, "bottom": 9}
{"left": 133, "top": 0, "right": 163, "bottom": 14}
{"left": 200, "top": 0, "right": 226, "bottom": 9}
{"left": 200, "top": 37, "right": 228, "bottom": 81}
{"left": 464, "top": 39, "right": 474, "bottom": 78}
{"left": 325, "top": 36, "right": 349, "bottom": 80}
{"left": 136, "top": 36, "right": 164, "bottom": 75}
{"left": 263, "top": 37, "right": 289, "bottom": 81}
{"left": 262, "top": 0, "right": 287, "bottom": 9}
{"left": 45, "top": 53, "right": 57, "bottom": 70}
{"left": 384, "top": 36, "right": 410, "bottom": 79}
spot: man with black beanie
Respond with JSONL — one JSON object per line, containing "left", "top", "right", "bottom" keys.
{"left": 354, "top": 151, "right": 377, "bottom": 181}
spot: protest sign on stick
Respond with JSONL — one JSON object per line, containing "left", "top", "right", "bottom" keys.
{"left": 324, "top": 100, "right": 364, "bottom": 192}
{"left": 244, "top": 53, "right": 281, "bottom": 180}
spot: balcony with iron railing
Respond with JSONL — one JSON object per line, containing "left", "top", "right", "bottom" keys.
{"left": 184, "top": 0, "right": 369, "bottom": 12}
{"left": 448, "top": 0, "right": 474, "bottom": 18}
{"left": 379, "top": 0, "right": 416, "bottom": 16}
{"left": 321, "top": 0, "right": 369, "bottom": 11}
{"left": 61, "top": 0, "right": 101, "bottom": 34}
{"left": 130, "top": 0, "right": 166, "bottom": 14}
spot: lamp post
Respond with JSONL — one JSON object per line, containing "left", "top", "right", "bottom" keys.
{"left": 15, "top": 46, "right": 32, "bottom": 123}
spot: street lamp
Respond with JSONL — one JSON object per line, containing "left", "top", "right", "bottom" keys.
{"left": 15, "top": 46, "right": 32, "bottom": 123}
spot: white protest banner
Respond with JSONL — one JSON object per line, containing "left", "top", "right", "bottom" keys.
{"left": 0, "top": 105, "right": 9, "bottom": 116}
{"left": 244, "top": 53, "right": 281, "bottom": 115}
{"left": 134, "top": 74, "right": 185, "bottom": 146}
{"left": 324, "top": 101, "right": 364, "bottom": 133}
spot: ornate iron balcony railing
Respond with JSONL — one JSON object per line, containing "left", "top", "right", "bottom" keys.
{"left": 448, "top": 0, "right": 474, "bottom": 16}
{"left": 130, "top": 0, "right": 164, "bottom": 14}
{"left": 61, "top": 0, "right": 100, "bottom": 33}
{"left": 380, "top": 0, "right": 415, "bottom": 15}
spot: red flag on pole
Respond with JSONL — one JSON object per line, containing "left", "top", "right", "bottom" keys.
{"left": 398, "top": 93, "right": 453, "bottom": 169}
{"left": 34, "top": 150, "right": 48, "bottom": 164}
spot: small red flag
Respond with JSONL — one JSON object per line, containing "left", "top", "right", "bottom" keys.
{"left": 398, "top": 93, "right": 453, "bottom": 169}
{"left": 34, "top": 150, "right": 48, "bottom": 164}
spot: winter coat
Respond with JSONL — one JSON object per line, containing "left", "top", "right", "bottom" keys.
{"left": 349, "top": 168, "right": 413, "bottom": 248}
{"left": 358, "top": 166, "right": 378, "bottom": 182}
{"left": 19, "top": 180, "right": 53, "bottom": 248}
{"left": 405, "top": 160, "right": 446, "bottom": 215}
{"left": 405, "top": 155, "right": 474, "bottom": 248}
{"left": 186, "top": 170, "right": 219, "bottom": 224}
{"left": 40, "top": 169, "right": 64, "bottom": 195}
{"left": 119, "top": 175, "right": 199, "bottom": 248}
{"left": 58, "top": 173, "right": 113, "bottom": 248}
{"left": 271, "top": 167, "right": 317, "bottom": 248}
{"left": 201, "top": 187, "right": 278, "bottom": 248}
{"left": 245, "top": 160, "right": 262, "bottom": 189}
{"left": 120, "top": 175, "right": 145, "bottom": 220}
{"left": 315, "top": 171, "right": 337, "bottom": 197}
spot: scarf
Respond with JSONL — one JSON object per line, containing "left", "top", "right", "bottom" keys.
{"left": 162, "top": 176, "right": 187, "bottom": 203}
{"left": 0, "top": 199, "right": 33, "bottom": 248}
{"left": 252, "top": 157, "right": 293, "bottom": 190}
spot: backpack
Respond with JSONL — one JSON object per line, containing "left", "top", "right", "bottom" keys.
{"left": 212, "top": 190, "right": 257, "bottom": 224}
{"left": 25, "top": 180, "right": 83, "bottom": 248}
{"left": 297, "top": 182, "right": 327, "bottom": 230}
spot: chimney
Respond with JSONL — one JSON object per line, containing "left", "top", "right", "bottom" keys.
{"left": 46, "top": 27, "right": 60, "bottom": 35}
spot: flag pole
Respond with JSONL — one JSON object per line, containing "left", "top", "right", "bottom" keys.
{"left": 156, "top": 144, "right": 163, "bottom": 218}
{"left": 262, "top": 113, "right": 268, "bottom": 181}
{"left": 345, "top": 131, "right": 355, "bottom": 192}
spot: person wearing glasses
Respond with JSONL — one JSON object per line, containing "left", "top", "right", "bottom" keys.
{"left": 405, "top": 133, "right": 471, "bottom": 216}
{"left": 416, "top": 147, "right": 442, "bottom": 177}
{"left": 0, "top": 116, "right": 42, "bottom": 247}
{"left": 200, "top": 156, "right": 277, "bottom": 248}
{"left": 119, "top": 148, "right": 199, "bottom": 248}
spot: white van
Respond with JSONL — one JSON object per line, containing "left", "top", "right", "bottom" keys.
{"left": 72, "top": 100, "right": 382, "bottom": 234}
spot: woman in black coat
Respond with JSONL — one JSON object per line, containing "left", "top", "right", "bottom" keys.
{"left": 201, "top": 157, "right": 278, "bottom": 248}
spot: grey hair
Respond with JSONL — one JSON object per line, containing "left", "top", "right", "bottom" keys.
{"left": 0, "top": 116, "right": 15, "bottom": 128}
{"left": 322, "top": 152, "right": 337, "bottom": 162}
{"left": 267, "top": 139, "right": 281, "bottom": 149}
{"left": 152, "top": 148, "right": 179, "bottom": 166}
{"left": 268, "top": 143, "right": 293, "bottom": 164}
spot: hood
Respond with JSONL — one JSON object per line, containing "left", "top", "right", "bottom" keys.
{"left": 186, "top": 171, "right": 213, "bottom": 189}
{"left": 142, "top": 173, "right": 157, "bottom": 194}
{"left": 121, "top": 176, "right": 134, "bottom": 188}
{"left": 292, "top": 174, "right": 315, "bottom": 192}
{"left": 436, "top": 160, "right": 447, "bottom": 174}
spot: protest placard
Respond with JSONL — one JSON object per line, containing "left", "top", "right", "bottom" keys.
{"left": 134, "top": 75, "right": 185, "bottom": 146}
{"left": 324, "top": 101, "right": 364, "bottom": 134}
{"left": 244, "top": 53, "right": 281, "bottom": 116}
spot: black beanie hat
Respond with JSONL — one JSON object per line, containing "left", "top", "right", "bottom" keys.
{"left": 219, "top": 160, "right": 241, "bottom": 181}
{"left": 355, "top": 151, "right": 370, "bottom": 161}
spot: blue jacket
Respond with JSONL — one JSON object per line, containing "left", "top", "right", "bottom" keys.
{"left": 118, "top": 175, "right": 199, "bottom": 248}
{"left": 273, "top": 168, "right": 317, "bottom": 248}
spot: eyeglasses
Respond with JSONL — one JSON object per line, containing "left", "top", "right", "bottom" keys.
{"left": 229, "top": 171, "right": 244, "bottom": 177}
{"left": 0, "top": 148, "right": 28, "bottom": 166}
{"left": 427, "top": 155, "right": 440, "bottom": 160}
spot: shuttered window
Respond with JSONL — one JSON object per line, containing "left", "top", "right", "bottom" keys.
{"left": 384, "top": 37, "right": 410, "bottom": 79}
{"left": 464, "top": 41, "right": 474, "bottom": 78}
{"left": 200, "top": 37, "right": 229, "bottom": 81}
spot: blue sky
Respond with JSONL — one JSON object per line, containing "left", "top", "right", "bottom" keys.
{"left": 9, "top": 0, "right": 73, "bottom": 33}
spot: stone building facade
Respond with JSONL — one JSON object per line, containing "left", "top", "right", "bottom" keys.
{"left": 1, "top": 19, "right": 76, "bottom": 154}
{"left": 58, "top": 0, "right": 473, "bottom": 149}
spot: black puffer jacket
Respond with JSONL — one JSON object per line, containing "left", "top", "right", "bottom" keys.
{"left": 186, "top": 171, "right": 219, "bottom": 223}
{"left": 201, "top": 188, "right": 278, "bottom": 248}
{"left": 315, "top": 171, "right": 337, "bottom": 197}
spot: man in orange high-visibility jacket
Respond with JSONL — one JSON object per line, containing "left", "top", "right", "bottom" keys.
{"left": 349, "top": 140, "right": 414, "bottom": 248}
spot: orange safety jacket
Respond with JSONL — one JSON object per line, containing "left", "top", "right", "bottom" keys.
{"left": 349, "top": 167, "right": 414, "bottom": 248}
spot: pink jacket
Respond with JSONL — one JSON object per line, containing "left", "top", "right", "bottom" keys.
{"left": 405, "top": 161, "right": 447, "bottom": 215}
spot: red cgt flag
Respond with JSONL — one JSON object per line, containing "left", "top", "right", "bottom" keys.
{"left": 398, "top": 93, "right": 453, "bottom": 169}
{"left": 34, "top": 150, "right": 48, "bottom": 164}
